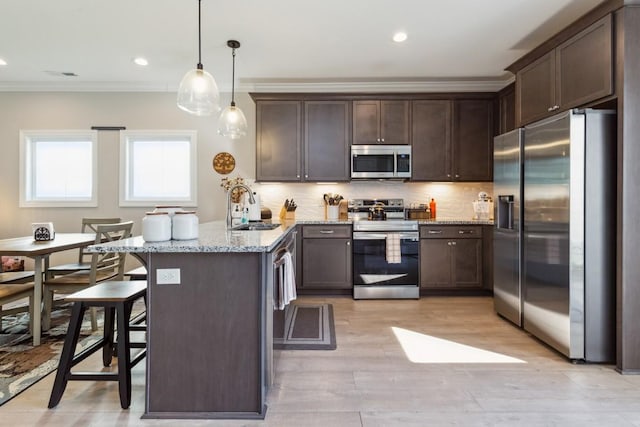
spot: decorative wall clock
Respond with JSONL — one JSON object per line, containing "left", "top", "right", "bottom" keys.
{"left": 213, "top": 152, "right": 236, "bottom": 174}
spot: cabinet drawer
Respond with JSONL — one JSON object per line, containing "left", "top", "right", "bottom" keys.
{"left": 420, "top": 225, "right": 482, "bottom": 239}
{"left": 303, "top": 225, "right": 351, "bottom": 238}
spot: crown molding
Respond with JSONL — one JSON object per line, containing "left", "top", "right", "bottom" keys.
{"left": 0, "top": 76, "right": 515, "bottom": 93}
{"left": 240, "top": 76, "right": 514, "bottom": 93}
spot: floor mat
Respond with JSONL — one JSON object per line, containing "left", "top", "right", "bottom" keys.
{"left": 274, "top": 303, "right": 336, "bottom": 350}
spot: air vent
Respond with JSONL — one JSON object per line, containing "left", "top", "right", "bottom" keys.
{"left": 44, "top": 70, "right": 78, "bottom": 77}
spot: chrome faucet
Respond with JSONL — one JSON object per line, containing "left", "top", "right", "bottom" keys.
{"left": 226, "top": 183, "right": 256, "bottom": 228}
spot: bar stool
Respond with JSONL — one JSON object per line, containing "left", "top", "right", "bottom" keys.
{"left": 48, "top": 280, "right": 147, "bottom": 409}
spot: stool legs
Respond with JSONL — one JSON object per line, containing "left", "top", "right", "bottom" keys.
{"left": 102, "top": 307, "right": 116, "bottom": 367}
{"left": 117, "top": 301, "right": 134, "bottom": 409}
{"left": 48, "top": 299, "right": 143, "bottom": 410}
{"left": 48, "top": 302, "right": 86, "bottom": 408}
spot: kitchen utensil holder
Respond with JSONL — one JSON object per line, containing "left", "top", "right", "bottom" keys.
{"left": 326, "top": 205, "right": 339, "bottom": 220}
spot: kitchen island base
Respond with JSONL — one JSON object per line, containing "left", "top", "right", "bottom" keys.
{"left": 143, "top": 251, "right": 271, "bottom": 419}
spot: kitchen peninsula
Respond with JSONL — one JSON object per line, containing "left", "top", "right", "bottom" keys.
{"left": 87, "top": 221, "right": 297, "bottom": 420}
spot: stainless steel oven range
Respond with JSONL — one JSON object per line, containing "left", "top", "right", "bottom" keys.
{"left": 350, "top": 199, "right": 419, "bottom": 299}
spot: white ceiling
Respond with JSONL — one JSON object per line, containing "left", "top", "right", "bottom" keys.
{"left": 0, "top": 0, "right": 606, "bottom": 92}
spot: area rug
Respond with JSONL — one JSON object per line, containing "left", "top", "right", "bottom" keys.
{"left": 274, "top": 303, "right": 336, "bottom": 350}
{"left": 0, "top": 301, "right": 142, "bottom": 406}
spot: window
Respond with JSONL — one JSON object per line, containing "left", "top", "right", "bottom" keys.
{"left": 19, "top": 130, "right": 98, "bottom": 207}
{"left": 119, "top": 130, "right": 197, "bottom": 207}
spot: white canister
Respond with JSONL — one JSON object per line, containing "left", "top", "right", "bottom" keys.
{"left": 142, "top": 212, "right": 172, "bottom": 242}
{"left": 172, "top": 211, "right": 199, "bottom": 240}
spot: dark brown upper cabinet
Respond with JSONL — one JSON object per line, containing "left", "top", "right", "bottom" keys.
{"left": 411, "top": 98, "right": 493, "bottom": 182}
{"left": 255, "top": 100, "right": 350, "bottom": 182}
{"left": 411, "top": 100, "right": 452, "bottom": 181}
{"left": 453, "top": 99, "right": 494, "bottom": 181}
{"left": 256, "top": 100, "right": 302, "bottom": 182}
{"left": 353, "top": 100, "right": 410, "bottom": 145}
{"left": 498, "top": 83, "right": 516, "bottom": 134}
{"left": 304, "top": 101, "right": 351, "bottom": 182}
{"left": 516, "top": 14, "right": 613, "bottom": 126}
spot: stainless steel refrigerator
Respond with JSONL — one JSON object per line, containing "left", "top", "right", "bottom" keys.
{"left": 522, "top": 109, "right": 616, "bottom": 362}
{"left": 493, "top": 128, "right": 524, "bottom": 327}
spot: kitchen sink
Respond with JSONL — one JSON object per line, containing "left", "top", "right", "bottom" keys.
{"left": 232, "top": 222, "right": 281, "bottom": 231}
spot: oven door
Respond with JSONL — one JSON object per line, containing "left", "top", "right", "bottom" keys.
{"left": 352, "top": 231, "right": 419, "bottom": 297}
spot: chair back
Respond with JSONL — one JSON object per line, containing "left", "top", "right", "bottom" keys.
{"left": 78, "top": 218, "right": 121, "bottom": 264}
{"left": 89, "top": 221, "right": 134, "bottom": 284}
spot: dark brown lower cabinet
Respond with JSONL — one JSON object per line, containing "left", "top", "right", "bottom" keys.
{"left": 301, "top": 225, "right": 352, "bottom": 290}
{"left": 419, "top": 226, "right": 483, "bottom": 289}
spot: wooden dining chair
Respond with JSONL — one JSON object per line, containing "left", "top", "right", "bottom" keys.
{"left": 42, "top": 221, "right": 133, "bottom": 331}
{"left": 0, "top": 271, "right": 36, "bottom": 332}
{"left": 0, "top": 283, "right": 35, "bottom": 333}
{"left": 48, "top": 217, "right": 121, "bottom": 276}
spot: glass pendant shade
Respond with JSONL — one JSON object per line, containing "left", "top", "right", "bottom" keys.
{"left": 218, "top": 40, "right": 248, "bottom": 139}
{"left": 177, "top": 67, "right": 220, "bottom": 116}
{"left": 176, "top": 0, "right": 219, "bottom": 116}
{"left": 218, "top": 103, "right": 248, "bottom": 139}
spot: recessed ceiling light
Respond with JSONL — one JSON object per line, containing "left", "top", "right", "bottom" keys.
{"left": 393, "top": 32, "right": 408, "bottom": 43}
{"left": 133, "top": 57, "right": 149, "bottom": 66}
{"left": 0, "top": 58, "right": 7, "bottom": 66}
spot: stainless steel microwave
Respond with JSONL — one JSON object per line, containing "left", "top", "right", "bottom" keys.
{"left": 351, "top": 145, "right": 411, "bottom": 179}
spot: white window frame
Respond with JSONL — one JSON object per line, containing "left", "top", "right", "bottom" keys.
{"left": 19, "top": 130, "right": 98, "bottom": 208}
{"left": 119, "top": 130, "right": 198, "bottom": 207}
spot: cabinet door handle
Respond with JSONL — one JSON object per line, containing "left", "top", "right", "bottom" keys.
{"left": 381, "top": 138, "right": 385, "bottom": 142}
{"left": 451, "top": 241, "right": 457, "bottom": 246}
{"left": 427, "top": 230, "right": 443, "bottom": 234}
{"left": 319, "top": 230, "right": 335, "bottom": 234}
{"left": 305, "top": 174, "right": 308, "bottom": 178}
{"left": 547, "top": 105, "right": 560, "bottom": 112}
{"left": 447, "top": 174, "right": 451, "bottom": 178}
{"left": 458, "top": 230, "right": 474, "bottom": 234}
{"left": 455, "top": 174, "right": 460, "bottom": 178}
{"left": 447, "top": 241, "right": 452, "bottom": 246}
{"left": 346, "top": 241, "right": 351, "bottom": 246}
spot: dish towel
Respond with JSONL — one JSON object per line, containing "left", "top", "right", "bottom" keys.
{"left": 276, "top": 251, "right": 297, "bottom": 310}
{"left": 386, "top": 233, "right": 402, "bottom": 264}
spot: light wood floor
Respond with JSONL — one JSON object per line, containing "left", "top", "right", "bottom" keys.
{"left": 3, "top": 296, "right": 640, "bottom": 426}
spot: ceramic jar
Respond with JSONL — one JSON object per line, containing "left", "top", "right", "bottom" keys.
{"left": 172, "top": 211, "right": 199, "bottom": 240}
{"left": 142, "top": 212, "right": 171, "bottom": 242}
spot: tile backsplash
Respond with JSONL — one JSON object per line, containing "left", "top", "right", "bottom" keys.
{"left": 249, "top": 181, "right": 493, "bottom": 220}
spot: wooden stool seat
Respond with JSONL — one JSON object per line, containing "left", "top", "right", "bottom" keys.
{"left": 48, "top": 280, "right": 147, "bottom": 410}
{"left": 124, "top": 266, "right": 147, "bottom": 280}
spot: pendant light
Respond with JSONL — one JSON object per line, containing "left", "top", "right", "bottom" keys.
{"left": 218, "top": 40, "right": 248, "bottom": 139}
{"left": 177, "top": 0, "right": 220, "bottom": 116}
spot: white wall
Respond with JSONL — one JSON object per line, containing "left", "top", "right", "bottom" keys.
{"left": 0, "top": 91, "right": 256, "bottom": 237}
{"left": 0, "top": 90, "right": 492, "bottom": 265}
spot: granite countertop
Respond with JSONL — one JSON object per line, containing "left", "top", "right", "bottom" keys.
{"left": 87, "top": 217, "right": 493, "bottom": 254}
{"left": 295, "top": 218, "right": 493, "bottom": 226}
{"left": 87, "top": 221, "right": 297, "bottom": 254}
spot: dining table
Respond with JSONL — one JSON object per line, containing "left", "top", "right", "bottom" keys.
{"left": 0, "top": 233, "right": 96, "bottom": 345}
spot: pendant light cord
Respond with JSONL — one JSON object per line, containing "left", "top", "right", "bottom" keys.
{"left": 197, "top": 0, "right": 203, "bottom": 69}
{"left": 231, "top": 48, "right": 236, "bottom": 106}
